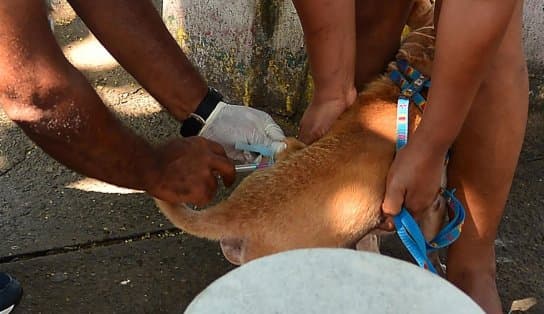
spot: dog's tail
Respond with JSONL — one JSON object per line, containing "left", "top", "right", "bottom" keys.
{"left": 154, "top": 138, "right": 305, "bottom": 242}
{"left": 154, "top": 199, "right": 233, "bottom": 241}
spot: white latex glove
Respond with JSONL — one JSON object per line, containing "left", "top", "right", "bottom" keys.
{"left": 199, "top": 101, "right": 287, "bottom": 162}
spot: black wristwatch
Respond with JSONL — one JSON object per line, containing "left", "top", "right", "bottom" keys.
{"left": 180, "top": 87, "right": 223, "bottom": 137}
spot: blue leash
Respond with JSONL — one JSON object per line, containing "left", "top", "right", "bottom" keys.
{"left": 391, "top": 60, "right": 466, "bottom": 274}
{"left": 393, "top": 189, "right": 465, "bottom": 273}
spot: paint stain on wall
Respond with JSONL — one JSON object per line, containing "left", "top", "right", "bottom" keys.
{"left": 163, "top": 0, "right": 310, "bottom": 116}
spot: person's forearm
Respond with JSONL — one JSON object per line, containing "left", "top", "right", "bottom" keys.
{"left": 67, "top": 0, "right": 206, "bottom": 121}
{"left": 414, "top": 0, "right": 518, "bottom": 152}
{"left": 292, "top": 0, "right": 356, "bottom": 104}
{"left": 0, "top": 1, "right": 159, "bottom": 190}
{"left": 2, "top": 69, "right": 160, "bottom": 191}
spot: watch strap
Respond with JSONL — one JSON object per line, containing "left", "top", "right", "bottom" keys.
{"left": 180, "top": 87, "right": 223, "bottom": 137}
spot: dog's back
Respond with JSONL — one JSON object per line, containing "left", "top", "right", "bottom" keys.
{"left": 156, "top": 0, "right": 438, "bottom": 265}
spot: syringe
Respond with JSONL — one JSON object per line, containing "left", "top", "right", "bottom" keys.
{"left": 235, "top": 163, "right": 272, "bottom": 173}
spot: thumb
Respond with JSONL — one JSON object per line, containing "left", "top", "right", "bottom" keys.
{"left": 265, "top": 124, "right": 286, "bottom": 142}
{"left": 270, "top": 141, "right": 287, "bottom": 155}
{"left": 381, "top": 181, "right": 405, "bottom": 217}
{"left": 259, "top": 113, "right": 285, "bottom": 142}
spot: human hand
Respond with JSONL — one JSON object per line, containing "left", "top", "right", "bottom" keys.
{"left": 199, "top": 102, "right": 286, "bottom": 162}
{"left": 298, "top": 89, "right": 357, "bottom": 144}
{"left": 380, "top": 137, "right": 447, "bottom": 230}
{"left": 298, "top": 99, "right": 347, "bottom": 144}
{"left": 146, "top": 137, "right": 235, "bottom": 206}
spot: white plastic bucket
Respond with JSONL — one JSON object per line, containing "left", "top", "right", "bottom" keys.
{"left": 186, "top": 248, "right": 484, "bottom": 314}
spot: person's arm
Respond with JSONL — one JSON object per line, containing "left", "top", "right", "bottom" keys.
{"left": 414, "top": 0, "right": 517, "bottom": 153}
{"left": 382, "top": 0, "right": 518, "bottom": 217}
{"left": 67, "top": 0, "right": 286, "bottom": 161}
{"left": 0, "top": 1, "right": 234, "bottom": 205}
{"left": 292, "top": 0, "right": 357, "bottom": 144}
{"left": 67, "top": 0, "right": 206, "bottom": 121}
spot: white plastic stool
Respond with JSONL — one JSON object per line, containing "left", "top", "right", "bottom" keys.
{"left": 186, "top": 248, "right": 484, "bottom": 314}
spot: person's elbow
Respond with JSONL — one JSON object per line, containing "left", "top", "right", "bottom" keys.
{"left": 0, "top": 74, "right": 69, "bottom": 124}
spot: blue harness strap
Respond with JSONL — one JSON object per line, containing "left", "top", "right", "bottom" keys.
{"left": 427, "top": 189, "right": 465, "bottom": 251}
{"left": 393, "top": 189, "right": 465, "bottom": 273}
{"left": 389, "top": 59, "right": 430, "bottom": 111}
{"left": 391, "top": 59, "right": 466, "bottom": 274}
{"left": 397, "top": 59, "right": 430, "bottom": 85}
{"left": 394, "top": 209, "right": 437, "bottom": 272}
{"left": 395, "top": 97, "right": 410, "bottom": 150}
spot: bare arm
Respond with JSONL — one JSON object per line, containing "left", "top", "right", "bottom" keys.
{"left": 382, "top": 0, "right": 519, "bottom": 216}
{"left": 292, "top": 0, "right": 357, "bottom": 143}
{"left": 292, "top": 0, "right": 357, "bottom": 106}
{"left": 0, "top": 1, "right": 234, "bottom": 205}
{"left": 412, "top": 0, "right": 518, "bottom": 153}
{"left": 67, "top": 0, "right": 207, "bottom": 121}
{"left": 67, "top": 0, "right": 288, "bottom": 162}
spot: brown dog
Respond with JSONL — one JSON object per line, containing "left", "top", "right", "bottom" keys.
{"left": 156, "top": 1, "right": 445, "bottom": 267}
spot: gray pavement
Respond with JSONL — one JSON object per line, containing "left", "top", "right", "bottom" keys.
{"left": 2, "top": 235, "right": 234, "bottom": 313}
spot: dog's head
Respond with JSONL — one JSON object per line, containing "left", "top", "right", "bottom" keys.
{"left": 393, "top": 26, "right": 436, "bottom": 77}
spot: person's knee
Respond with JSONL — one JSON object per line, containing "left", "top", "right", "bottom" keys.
{"left": 448, "top": 255, "right": 497, "bottom": 276}
{"left": 447, "top": 260, "right": 498, "bottom": 296}
{"left": 447, "top": 241, "right": 498, "bottom": 278}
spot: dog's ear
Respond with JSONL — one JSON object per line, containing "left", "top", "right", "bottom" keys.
{"left": 220, "top": 238, "right": 245, "bottom": 265}
{"left": 275, "top": 137, "right": 306, "bottom": 161}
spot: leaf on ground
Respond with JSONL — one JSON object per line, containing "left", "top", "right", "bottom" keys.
{"left": 509, "top": 297, "right": 538, "bottom": 313}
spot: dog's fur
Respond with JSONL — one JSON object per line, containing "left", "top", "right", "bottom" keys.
{"left": 156, "top": 0, "right": 444, "bottom": 267}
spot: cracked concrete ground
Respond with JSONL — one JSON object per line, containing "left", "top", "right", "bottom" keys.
{"left": 0, "top": 2, "right": 543, "bottom": 313}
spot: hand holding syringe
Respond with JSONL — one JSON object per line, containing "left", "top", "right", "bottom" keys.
{"left": 234, "top": 142, "right": 277, "bottom": 173}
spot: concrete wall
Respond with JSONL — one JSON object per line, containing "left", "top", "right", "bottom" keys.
{"left": 523, "top": 0, "right": 543, "bottom": 73}
{"left": 162, "top": 0, "right": 309, "bottom": 116}
{"left": 47, "top": 0, "right": 544, "bottom": 113}
{"left": 163, "top": 0, "right": 543, "bottom": 112}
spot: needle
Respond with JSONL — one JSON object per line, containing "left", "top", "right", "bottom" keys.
{"left": 235, "top": 163, "right": 272, "bottom": 173}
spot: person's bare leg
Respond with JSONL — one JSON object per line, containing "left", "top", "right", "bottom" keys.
{"left": 355, "top": 0, "right": 414, "bottom": 90}
{"left": 443, "top": 1, "right": 528, "bottom": 312}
